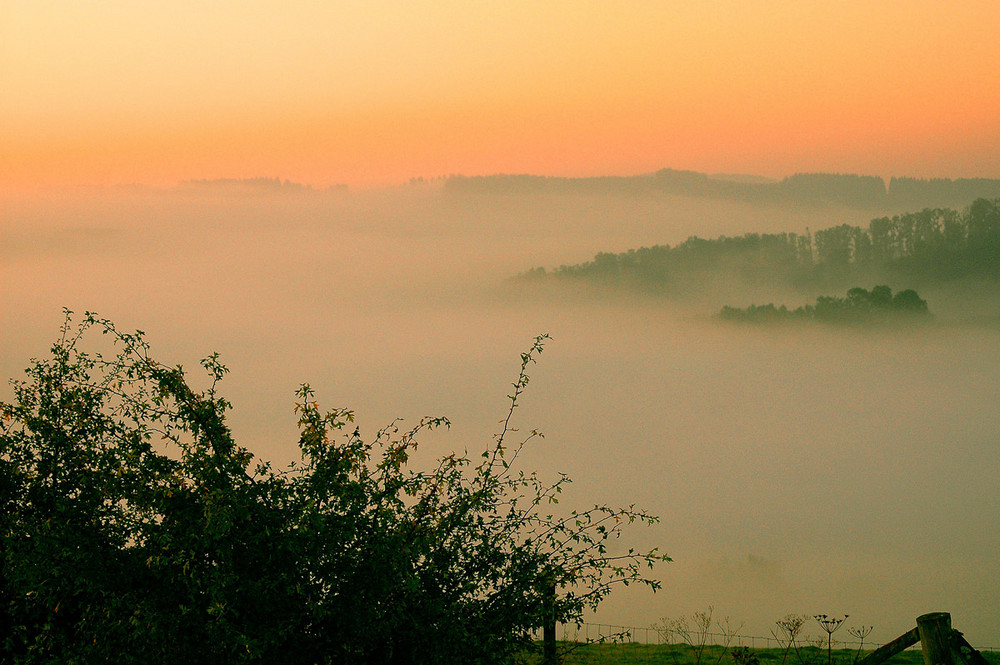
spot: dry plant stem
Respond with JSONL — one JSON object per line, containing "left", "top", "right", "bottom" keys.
{"left": 694, "top": 608, "right": 713, "bottom": 665}
{"left": 849, "top": 625, "right": 874, "bottom": 665}
{"left": 773, "top": 614, "right": 808, "bottom": 665}
{"left": 713, "top": 615, "right": 746, "bottom": 665}
{"left": 815, "top": 615, "right": 849, "bottom": 665}
{"left": 653, "top": 606, "right": 744, "bottom": 665}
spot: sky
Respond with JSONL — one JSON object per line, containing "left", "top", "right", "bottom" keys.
{"left": 3, "top": 1, "right": 1000, "bottom": 192}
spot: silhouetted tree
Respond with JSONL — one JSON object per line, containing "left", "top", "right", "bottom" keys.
{"left": 717, "top": 286, "right": 930, "bottom": 325}
{"left": 1, "top": 313, "right": 668, "bottom": 664}
{"left": 891, "top": 289, "right": 928, "bottom": 312}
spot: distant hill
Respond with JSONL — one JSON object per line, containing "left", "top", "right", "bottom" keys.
{"left": 514, "top": 198, "right": 1000, "bottom": 297}
{"left": 707, "top": 173, "right": 777, "bottom": 185}
{"left": 887, "top": 176, "right": 1000, "bottom": 209}
{"left": 178, "top": 177, "right": 321, "bottom": 193}
{"left": 445, "top": 169, "right": 1000, "bottom": 211}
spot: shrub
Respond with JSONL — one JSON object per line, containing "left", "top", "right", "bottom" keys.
{"left": 1, "top": 311, "right": 668, "bottom": 664}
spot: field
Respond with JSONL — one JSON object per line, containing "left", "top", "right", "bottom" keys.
{"left": 523, "top": 643, "right": 1000, "bottom": 665}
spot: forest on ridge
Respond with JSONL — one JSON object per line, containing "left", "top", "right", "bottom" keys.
{"left": 516, "top": 198, "right": 1000, "bottom": 302}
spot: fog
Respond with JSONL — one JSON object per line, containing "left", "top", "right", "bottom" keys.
{"left": 2, "top": 184, "right": 999, "bottom": 647}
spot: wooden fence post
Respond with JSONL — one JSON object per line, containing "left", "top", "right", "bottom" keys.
{"left": 917, "top": 612, "right": 954, "bottom": 665}
{"left": 856, "top": 627, "right": 920, "bottom": 665}
{"left": 543, "top": 577, "right": 557, "bottom": 665}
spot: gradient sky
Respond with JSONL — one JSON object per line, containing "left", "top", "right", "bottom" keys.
{"left": 3, "top": 1, "right": 1000, "bottom": 191}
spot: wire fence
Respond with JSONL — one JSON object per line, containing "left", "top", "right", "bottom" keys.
{"left": 535, "top": 623, "right": 999, "bottom": 654}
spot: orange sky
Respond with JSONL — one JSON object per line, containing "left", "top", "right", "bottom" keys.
{"left": 3, "top": 1, "right": 1000, "bottom": 191}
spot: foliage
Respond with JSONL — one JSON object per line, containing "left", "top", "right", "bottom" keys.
{"left": 517, "top": 198, "right": 1000, "bottom": 294}
{"left": 716, "top": 286, "right": 930, "bottom": 325}
{"left": 732, "top": 646, "right": 762, "bottom": 665}
{"left": 520, "top": 643, "right": 1000, "bottom": 665}
{"left": 0, "top": 311, "right": 668, "bottom": 664}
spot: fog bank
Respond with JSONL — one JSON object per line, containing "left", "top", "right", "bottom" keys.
{"left": 3, "top": 185, "right": 998, "bottom": 646}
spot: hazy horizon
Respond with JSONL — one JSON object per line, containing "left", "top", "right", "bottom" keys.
{"left": 3, "top": 185, "right": 999, "bottom": 647}
{"left": 3, "top": 164, "right": 1000, "bottom": 199}
{"left": 4, "top": 3, "right": 1000, "bottom": 192}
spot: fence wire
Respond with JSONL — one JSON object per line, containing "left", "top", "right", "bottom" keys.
{"left": 530, "top": 623, "right": 998, "bottom": 653}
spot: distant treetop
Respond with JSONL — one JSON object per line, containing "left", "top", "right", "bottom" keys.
{"left": 515, "top": 198, "right": 1000, "bottom": 294}
{"left": 447, "top": 169, "right": 1000, "bottom": 209}
{"left": 716, "top": 285, "right": 932, "bottom": 325}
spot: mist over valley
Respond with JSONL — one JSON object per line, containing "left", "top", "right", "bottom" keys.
{"left": 3, "top": 174, "right": 999, "bottom": 646}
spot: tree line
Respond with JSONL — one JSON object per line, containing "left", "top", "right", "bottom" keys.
{"left": 518, "top": 199, "right": 1000, "bottom": 293}
{"left": 448, "top": 171, "right": 1000, "bottom": 210}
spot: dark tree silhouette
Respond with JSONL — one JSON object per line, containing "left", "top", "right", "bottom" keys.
{"left": 1, "top": 313, "right": 668, "bottom": 664}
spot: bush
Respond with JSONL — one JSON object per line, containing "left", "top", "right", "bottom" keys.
{"left": 1, "top": 311, "right": 668, "bottom": 664}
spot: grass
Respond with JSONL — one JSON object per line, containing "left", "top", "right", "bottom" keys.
{"left": 521, "top": 642, "right": 1000, "bottom": 665}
